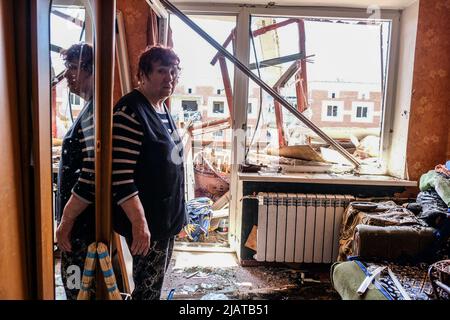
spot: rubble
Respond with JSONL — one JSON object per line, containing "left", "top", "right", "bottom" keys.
{"left": 162, "top": 262, "right": 340, "bottom": 300}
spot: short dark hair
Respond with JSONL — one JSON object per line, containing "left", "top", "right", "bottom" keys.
{"left": 137, "top": 45, "right": 180, "bottom": 81}
{"left": 61, "top": 42, "right": 93, "bottom": 74}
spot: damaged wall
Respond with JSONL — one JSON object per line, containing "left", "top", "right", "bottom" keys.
{"left": 407, "top": 0, "right": 450, "bottom": 180}
{"left": 113, "top": 0, "right": 156, "bottom": 104}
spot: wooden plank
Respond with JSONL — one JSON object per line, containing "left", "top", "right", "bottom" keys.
{"left": 113, "top": 233, "right": 132, "bottom": 294}
{"left": 244, "top": 225, "right": 257, "bottom": 251}
{"left": 211, "top": 191, "right": 230, "bottom": 210}
{"left": 267, "top": 145, "right": 325, "bottom": 162}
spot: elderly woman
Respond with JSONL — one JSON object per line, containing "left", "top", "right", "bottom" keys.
{"left": 55, "top": 42, "right": 95, "bottom": 300}
{"left": 112, "top": 45, "right": 186, "bottom": 300}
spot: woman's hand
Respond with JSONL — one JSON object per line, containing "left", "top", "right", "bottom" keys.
{"left": 56, "top": 217, "right": 75, "bottom": 252}
{"left": 120, "top": 194, "right": 151, "bottom": 256}
{"left": 56, "top": 194, "right": 89, "bottom": 252}
{"left": 131, "top": 219, "right": 151, "bottom": 256}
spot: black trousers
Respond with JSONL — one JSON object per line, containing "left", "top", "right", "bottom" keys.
{"left": 128, "top": 237, "right": 175, "bottom": 300}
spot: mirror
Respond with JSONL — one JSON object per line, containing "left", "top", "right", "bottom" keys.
{"left": 50, "top": 0, "right": 95, "bottom": 300}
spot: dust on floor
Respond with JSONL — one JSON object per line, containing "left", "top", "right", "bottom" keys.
{"left": 161, "top": 251, "right": 340, "bottom": 300}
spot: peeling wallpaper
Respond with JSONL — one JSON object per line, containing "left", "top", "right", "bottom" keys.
{"left": 113, "top": 0, "right": 151, "bottom": 104}
{"left": 407, "top": 0, "right": 450, "bottom": 181}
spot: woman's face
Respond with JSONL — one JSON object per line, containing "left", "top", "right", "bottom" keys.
{"left": 64, "top": 59, "right": 92, "bottom": 97}
{"left": 142, "top": 60, "right": 179, "bottom": 100}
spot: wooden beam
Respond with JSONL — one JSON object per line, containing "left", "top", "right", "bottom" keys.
{"left": 93, "top": 0, "right": 116, "bottom": 299}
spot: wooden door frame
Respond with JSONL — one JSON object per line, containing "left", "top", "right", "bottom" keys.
{"left": 92, "top": 0, "right": 116, "bottom": 299}
{"left": 30, "top": 0, "right": 54, "bottom": 300}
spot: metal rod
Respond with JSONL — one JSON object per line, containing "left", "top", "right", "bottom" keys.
{"left": 159, "top": 0, "right": 360, "bottom": 167}
{"left": 248, "top": 53, "right": 306, "bottom": 70}
{"left": 218, "top": 56, "right": 234, "bottom": 117}
{"left": 51, "top": 9, "right": 84, "bottom": 27}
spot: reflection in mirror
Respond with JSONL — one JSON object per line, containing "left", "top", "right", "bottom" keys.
{"left": 50, "top": 0, "right": 95, "bottom": 300}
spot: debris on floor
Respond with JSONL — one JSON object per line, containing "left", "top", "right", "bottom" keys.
{"left": 161, "top": 251, "right": 340, "bottom": 300}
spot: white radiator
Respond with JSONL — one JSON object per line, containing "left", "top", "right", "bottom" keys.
{"left": 256, "top": 193, "right": 354, "bottom": 263}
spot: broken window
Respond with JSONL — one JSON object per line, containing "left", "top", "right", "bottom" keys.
{"left": 245, "top": 15, "right": 391, "bottom": 169}
{"left": 170, "top": 13, "right": 236, "bottom": 246}
{"left": 182, "top": 100, "right": 198, "bottom": 111}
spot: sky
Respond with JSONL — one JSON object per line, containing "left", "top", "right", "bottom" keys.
{"left": 170, "top": 14, "right": 390, "bottom": 91}
{"left": 170, "top": 15, "right": 237, "bottom": 90}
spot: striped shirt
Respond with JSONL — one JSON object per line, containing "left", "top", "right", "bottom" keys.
{"left": 156, "top": 110, "right": 174, "bottom": 134}
{"left": 112, "top": 105, "right": 177, "bottom": 205}
{"left": 71, "top": 102, "right": 95, "bottom": 203}
{"left": 112, "top": 105, "right": 144, "bottom": 205}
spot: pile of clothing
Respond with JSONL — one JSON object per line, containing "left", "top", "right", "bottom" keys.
{"left": 183, "top": 197, "right": 213, "bottom": 242}
{"left": 409, "top": 161, "right": 450, "bottom": 259}
{"left": 415, "top": 162, "right": 450, "bottom": 224}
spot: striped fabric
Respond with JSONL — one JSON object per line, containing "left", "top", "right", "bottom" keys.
{"left": 112, "top": 105, "right": 143, "bottom": 205}
{"left": 97, "top": 242, "right": 122, "bottom": 300}
{"left": 112, "top": 105, "right": 175, "bottom": 206}
{"left": 72, "top": 104, "right": 95, "bottom": 203}
{"left": 77, "top": 242, "right": 97, "bottom": 300}
{"left": 156, "top": 110, "right": 174, "bottom": 134}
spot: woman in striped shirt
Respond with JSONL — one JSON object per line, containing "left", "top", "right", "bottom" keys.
{"left": 55, "top": 43, "right": 95, "bottom": 300}
{"left": 112, "top": 45, "right": 186, "bottom": 300}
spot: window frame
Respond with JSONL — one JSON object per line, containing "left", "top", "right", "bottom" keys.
{"left": 207, "top": 96, "right": 230, "bottom": 117}
{"left": 168, "top": 3, "right": 402, "bottom": 258}
{"left": 351, "top": 101, "right": 375, "bottom": 123}
{"left": 321, "top": 100, "right": 344, "bottom": 122}
{"left": 173, "top": 3, "right": 401, "bottom": 173}
{"left": 181, "top": 99, "right": 199, "bottom": 111}
{"left": 212, "top": 101, "right": 225, "bottom": 114}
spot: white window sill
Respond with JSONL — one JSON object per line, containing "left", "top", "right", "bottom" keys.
{"left": 238, "top": 172, "right": 416, "bottom": 187}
